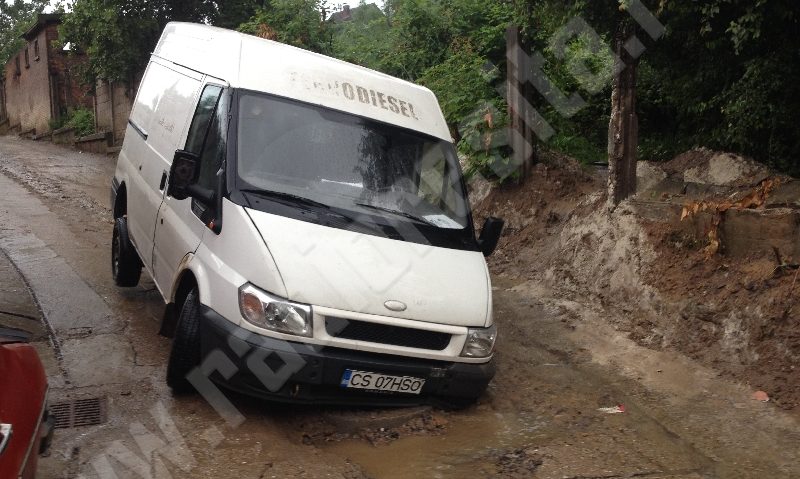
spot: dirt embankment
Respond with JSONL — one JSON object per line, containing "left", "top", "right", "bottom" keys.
{"left": 473, "top": 149, "right": 800, "bottom": 410}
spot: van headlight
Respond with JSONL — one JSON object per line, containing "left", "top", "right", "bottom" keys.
{"left": 238, "top": 284, "right": 312, "bottom": 337}
{"left": 460, "top": 324, "right": 497, "bottom": 358}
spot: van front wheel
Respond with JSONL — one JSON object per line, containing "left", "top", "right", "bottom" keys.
{"left": 112, "top": 217, "right": 142, "bottom": 287}
{"left": 166, "top": 289, "right": 202, "bottom": 394}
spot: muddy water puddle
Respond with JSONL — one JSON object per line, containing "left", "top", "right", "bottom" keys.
{"left": 322, "top": 408, "right": 545, "bottom": 478}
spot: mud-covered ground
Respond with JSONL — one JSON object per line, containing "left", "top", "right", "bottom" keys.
{"left": 1, "top": 136, "right": 800, "bottom": 478}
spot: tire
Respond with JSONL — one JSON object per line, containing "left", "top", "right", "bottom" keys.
{"left": 166, "top": 289, "right": 202, "bottom": 394}
{"left": 112, "top": 217, "right": 142, "bottom": 287}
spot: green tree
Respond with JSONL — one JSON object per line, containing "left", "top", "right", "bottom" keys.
{"left": 381, "top": 0, "right": 451, "bottom": 80}
{"left": 210, "top": 0, "right": 263, "bottom": 30}
{"left": 0, "top": 0, "right": 49, "bottom": 67}
{"left": 60, "top": 0, "right": 252, "bottom": 82}
{"left": 238, "top": 0, "right": 331, "bottom": 54}
{"left": 330, "top": 2, "right": 391, "bottom": 70}
{"left": 646, "top": 0, "right": 800, "bottom": 174}
{"left": 60, "top": 0, "right": 161, "bottom": 82}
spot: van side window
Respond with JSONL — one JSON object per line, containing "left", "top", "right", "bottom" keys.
{"left": 196, "top": 94, "right": 227, "bottom": 190}
{"left": 185, "top": 85, "right": 223, "bottom": 155}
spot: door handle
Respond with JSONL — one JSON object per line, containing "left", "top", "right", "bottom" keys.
{"left": 159, "top": 170, "right": 167, "bottom": 191}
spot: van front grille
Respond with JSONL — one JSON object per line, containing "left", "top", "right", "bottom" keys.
{"left": 325, "top": 317, "right": 451, "bottom": 351}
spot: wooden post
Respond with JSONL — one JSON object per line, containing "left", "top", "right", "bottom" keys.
{"left": 506, "top": 25, "right": 535, "bottom": 182}
{"left": 607, "top": 23, "right": 639, "bottom": 207}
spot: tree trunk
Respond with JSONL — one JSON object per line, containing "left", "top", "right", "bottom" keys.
{"left": 607, "top": 24, "right": 639, "bottom": 208}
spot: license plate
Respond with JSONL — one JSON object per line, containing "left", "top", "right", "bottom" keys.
{"left": 340, "top": 369, "right": 425, "bottom": 395}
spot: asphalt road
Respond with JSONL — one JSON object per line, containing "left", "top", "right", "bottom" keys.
{"left": 1, "top": 135, "right": 799, "bottom": 478}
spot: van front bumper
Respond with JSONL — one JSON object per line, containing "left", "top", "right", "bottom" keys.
{"left": 198, "top": 305, "right": 495, "bottom": 407}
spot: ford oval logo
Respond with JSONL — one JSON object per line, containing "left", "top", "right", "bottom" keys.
{"left": 384, "top": 300, "right": 407, "bottom": 312}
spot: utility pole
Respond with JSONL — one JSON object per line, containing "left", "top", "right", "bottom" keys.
{"left": 506, "top": 25, "right": 535, "bottom": 182}
{"left": 607, "top": 22, "right": 639, "bottom": 207}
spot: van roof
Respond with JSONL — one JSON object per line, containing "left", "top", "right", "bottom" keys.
{"left": 153, "top": 22, "right": 452, "bottom": 141}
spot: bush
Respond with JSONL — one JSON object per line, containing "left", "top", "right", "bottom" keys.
{"left": 457, "top": 104, "right": 516, "bottom": 181}
{"left": 64, "top": 108, "right": 95, "bottom": 137}
{"left": 548, "top": 132, "right": 606, "bottom": 165}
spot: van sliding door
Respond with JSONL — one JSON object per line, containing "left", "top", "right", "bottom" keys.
{"left": 125, "top": 60, "right": 203, "bottom": 273}
{"left": 151, "top": 80, "right": 227, "bottom": 295}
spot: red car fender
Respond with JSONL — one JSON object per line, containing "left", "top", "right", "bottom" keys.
{"left": 0, "top": 339, "right": 50, "bottom": 479}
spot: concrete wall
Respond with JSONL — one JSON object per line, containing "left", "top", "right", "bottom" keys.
{"left": 0, "top": 79, "right": 6, "bottom": 122}
{"left": 95, "top": 79, "right": 137, "bottom": 146}
{"left": 51, "top": 126, "right": 76, "bottom": 145}
{"left": 3, "top": 27, "right": 54, "bottom": 134}
{"left": 74, "top": 131, "right": 112, "bottom": 153}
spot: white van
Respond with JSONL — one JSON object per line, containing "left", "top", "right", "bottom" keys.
{"left": 110, "top": 23, "right": 504, "bottom": 407}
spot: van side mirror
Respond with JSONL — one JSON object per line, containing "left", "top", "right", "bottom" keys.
{"left": 477, "top": 217, "right": 504, "bottom": 257}
{"left": 167, "top": 150, "right": 200, "bottom": 200}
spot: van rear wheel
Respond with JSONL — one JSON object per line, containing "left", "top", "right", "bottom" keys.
{"left": 112, "top": 217, "right": 142, "bottom": 287}
{"left": 166, "top": 289, "right": 202, "bottom": 394}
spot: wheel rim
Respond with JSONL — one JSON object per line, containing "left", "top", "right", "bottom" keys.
{"left": 112, "top": 227, "right": 120, "bottom": 278}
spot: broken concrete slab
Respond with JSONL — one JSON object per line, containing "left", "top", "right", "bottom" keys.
{"left": 767, "top": 180, "right": 800, "bottom": 209}
{"left": 636, "top": 161, "right": 667, "bottom": 194}
{"left": 663, "top": 148, "right": 774, "bottom": 188}
{"left": 723, "top": 208, "right": 800, "bottom": 261}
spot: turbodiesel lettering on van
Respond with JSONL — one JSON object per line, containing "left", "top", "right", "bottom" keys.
{"left": 340, "top": 82, "right": 420, "bottom": 120}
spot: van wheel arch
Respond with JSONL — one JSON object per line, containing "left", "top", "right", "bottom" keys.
{"left": 159, "top": 271, "right": 199, "bottom": 338}
{"left": 114, "top": 183, "right": 127, "bottom": 219}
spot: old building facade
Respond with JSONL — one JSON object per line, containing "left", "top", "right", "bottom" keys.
{"left": 1, "top": 14, "right": 91, "bottom": 136}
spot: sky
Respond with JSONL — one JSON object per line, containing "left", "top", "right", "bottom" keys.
{"left": 332, "top": 1, "right": 386, "bottom": 11}
{"left": 42, "top": 0, "right": 386, "bottom": 14}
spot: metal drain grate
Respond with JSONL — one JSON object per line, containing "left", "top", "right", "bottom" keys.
{"left": 50, "top": 397, "right": 107, "bottom": 429}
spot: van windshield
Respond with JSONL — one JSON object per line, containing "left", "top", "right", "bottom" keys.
{"left": 235, "top": 92, "right": 471, "bottom": 233}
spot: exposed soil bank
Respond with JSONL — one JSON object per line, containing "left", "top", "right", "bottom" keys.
{"left": 473, "top": 149, "right": 800, "bottom": 410}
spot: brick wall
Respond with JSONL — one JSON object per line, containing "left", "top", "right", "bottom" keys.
{"left": 46, "top": 24, "right": 92, "bottom": 120}
{"left": 1, "top": 19, "right": 92, "bottom": 135}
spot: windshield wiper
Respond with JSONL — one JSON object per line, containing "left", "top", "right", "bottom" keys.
{"left": 355, "top": 202, "right": 430, "bottom": 225}
{"left": 240, "top": 188, "right": 332, "bottom": 211}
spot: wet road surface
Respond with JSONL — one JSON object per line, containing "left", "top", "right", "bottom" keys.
{"left": 1, "top": 136, "right": 799, "bottom": 478}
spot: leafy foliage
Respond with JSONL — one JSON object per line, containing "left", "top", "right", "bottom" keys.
{"left": 238, "top": 0, "right": 331, "bottom": 54}
{"left": 456, "top": 104, "right": 512, "bottom": 179}
{"left": 57, "top": 0, "right": 800, "bottom": 176}
{"left": 60, "top": 0, "right": 257, "bottom": 82}
{"left": 50, "top": 107, "right": 95, "bottom": 137}
{"left": 330, "top": 3, "right": 391, "bottom": 70}
{"left": 65, "top": 107, "right": 96, "bottom": 137}
{"left": 0, "top": 0, "right": 48, "bottom": 68}
{"left": 640, "top": 0, "right": 800, "bottom": 175}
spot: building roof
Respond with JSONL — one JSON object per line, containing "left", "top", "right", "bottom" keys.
{"left": 21, "top": 13, "right": 62, "bottom": 41}
{"left": 152, "top": 22, "right": 450, "bottom": 141}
